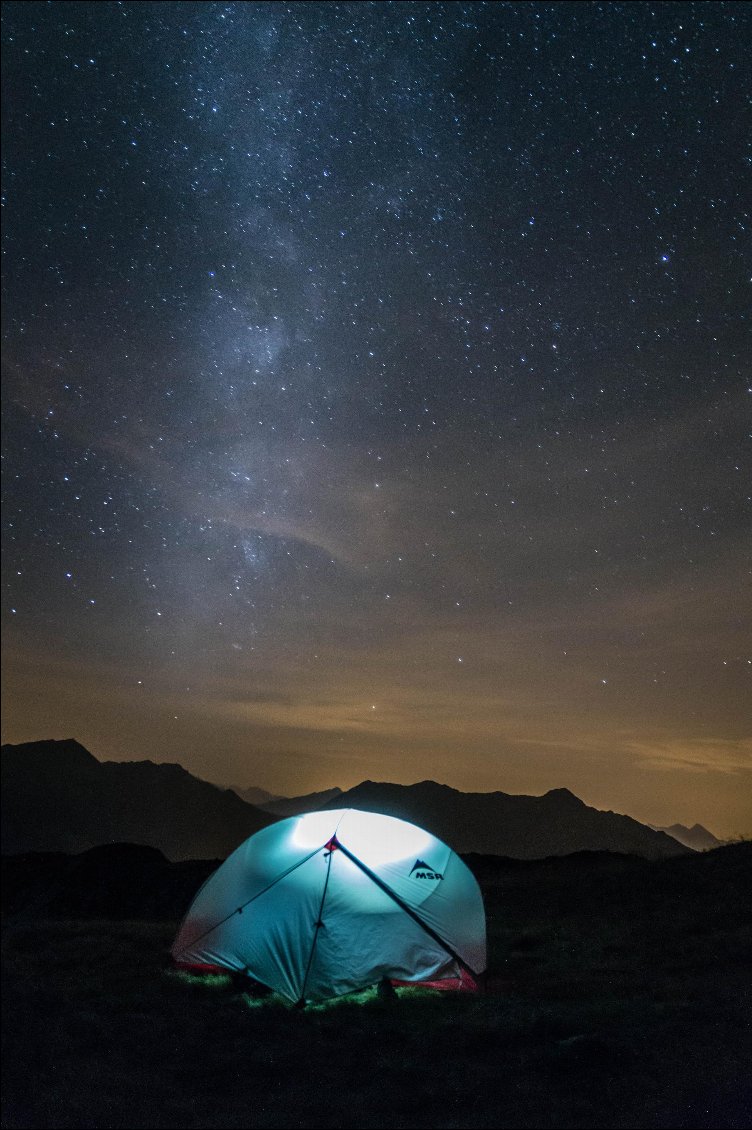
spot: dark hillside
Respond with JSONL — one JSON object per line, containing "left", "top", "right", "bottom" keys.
{"left": 1, "top": 740, "right": 274, "bottom": 860}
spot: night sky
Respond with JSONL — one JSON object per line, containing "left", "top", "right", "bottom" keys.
{"left": 2, "top": 2, "right": 750, "bottom": 837}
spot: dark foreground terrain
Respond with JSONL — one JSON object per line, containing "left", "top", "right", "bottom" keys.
{"left": 2, "top": 843, "right": 751, "bottom": 1129}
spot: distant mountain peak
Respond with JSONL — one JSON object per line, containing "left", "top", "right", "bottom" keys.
{"left": 2, "top": 738, "right": 100, "bottom": 772}
{"left": 412, "top": 779, "right": 461, "bottom": 794}
{"left": 347, "top": 778, "right": 459, "bottom": 796}
{"left": 260, "top": 785, "right": 343, "bottom": 818}
{"left": 657, "top": 822, "right": 720, "bottom": 851}
{"left": 543, "top": 787, "right": 584, "bottom": 804}
{"left": 231, "top": 785, "right": 281, "bottom": 807}
{"left": 3, "top": 737, "right": 97, "bottom": 760}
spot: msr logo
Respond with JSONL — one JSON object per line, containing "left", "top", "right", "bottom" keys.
{"left": 409, "top": 859, "right": 443, "bottom": 880}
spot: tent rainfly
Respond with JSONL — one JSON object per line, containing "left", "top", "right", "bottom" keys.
{"left": 172, "top": 808, "right": 486, "bottom": 1004}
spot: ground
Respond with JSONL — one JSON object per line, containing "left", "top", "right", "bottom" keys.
{"left": 2, "top": 846, "right": 751, "bottom": 1128}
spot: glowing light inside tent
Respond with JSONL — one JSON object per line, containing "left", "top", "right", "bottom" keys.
{"left": 289, "top": 808, "right": 435, "bottom": 868}
{"left": 290, "top": 810, "right": 342, "bottom": 850}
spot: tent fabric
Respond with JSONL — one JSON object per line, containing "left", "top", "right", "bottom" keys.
{"left": 172, "top": 808, "right": 486, "bottom": 1003}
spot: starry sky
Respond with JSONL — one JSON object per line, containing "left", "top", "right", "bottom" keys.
{"left": 2, "top": 1, "right": 750, "bottom": 837}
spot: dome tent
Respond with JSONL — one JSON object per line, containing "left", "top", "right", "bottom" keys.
{"left": 172, "top": 808, "right": 486, "bottom": 1004}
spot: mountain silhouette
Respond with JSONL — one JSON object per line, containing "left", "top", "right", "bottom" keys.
{"left": 651, "top": 822, "right": 722, "bottom": 851}
{"left": 321, "top": 780, "right": 689, "bottom": 859}
{"left": 258, "top": 787, "right": 343, "bottom": 817}
{"left": 230, "top": 785, "right": 281, "bottom": 807}
{"left": 3, "top": 740, "right": 694, "bottom": 861}
{"left": 1, "top": 739, "right": 274, "bottom": 861}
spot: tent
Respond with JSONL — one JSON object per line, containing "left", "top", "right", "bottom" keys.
{"left": 172, "top": 808, "right": 486, "bottom": 1004}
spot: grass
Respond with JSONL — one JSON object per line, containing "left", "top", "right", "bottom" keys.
{"left": 2, "top": 847, "right": 751, "bottom": 1128}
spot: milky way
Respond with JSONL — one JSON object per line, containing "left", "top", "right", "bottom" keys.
{"left": 2, "top": 2, "right": 750, "bottom": 835}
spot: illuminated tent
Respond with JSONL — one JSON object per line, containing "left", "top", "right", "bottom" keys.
{"left": 172, "top": 808, "right": 486, "bottom": 1004}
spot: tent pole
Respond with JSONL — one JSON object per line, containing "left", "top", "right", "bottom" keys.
{"left": 333, "top": 837, "right": 480, "bottom": 979}
{"left": 297, "top": 846, "right": 334, "bottom": 1006}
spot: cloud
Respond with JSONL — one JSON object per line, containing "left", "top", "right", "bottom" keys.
{"left": 627, "top": 737, "right": 752, "bottom": 775}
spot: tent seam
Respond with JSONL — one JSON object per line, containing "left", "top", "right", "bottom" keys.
{"left": 173, "top": 843, "right": 326, "bottom": 959}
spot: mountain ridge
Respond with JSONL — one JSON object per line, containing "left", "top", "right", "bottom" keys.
{"left": 320, "top": 779, "right": 688, "bottom": 860}
{"left": 1, "top": 739, "right": 274, "bottom": 861}
{"left": 2, "top": 739, "right": 691, "bottom": 861}
{"left": 649, "top": 821, "right": 721, "bottom": 851}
